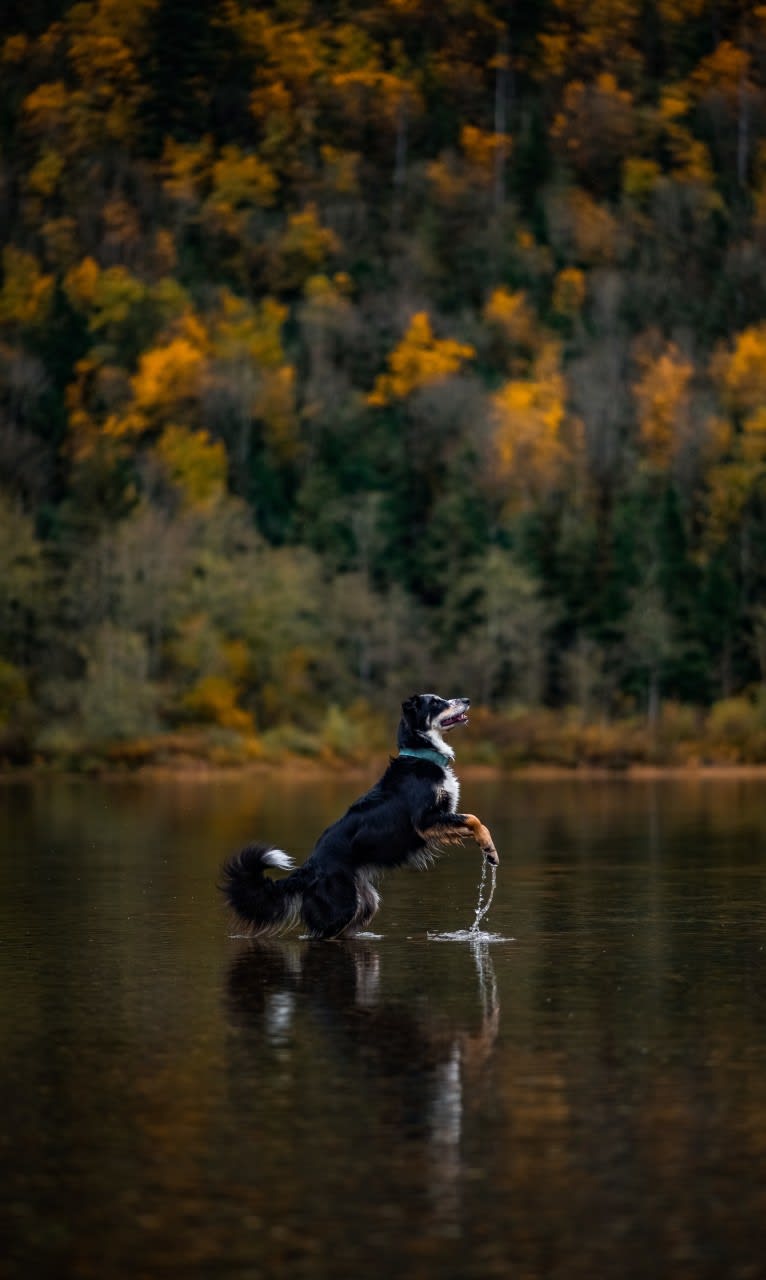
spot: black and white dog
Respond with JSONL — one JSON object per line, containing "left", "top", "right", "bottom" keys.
{"left": 221, "top": 694, "right": 500, "bottom": 940}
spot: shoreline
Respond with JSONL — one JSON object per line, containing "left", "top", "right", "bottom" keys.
{"left": 2, "top": 759, "right": 766, "bottom": 785}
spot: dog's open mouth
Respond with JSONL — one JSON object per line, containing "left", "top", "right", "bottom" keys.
{"left": 440, "top": 708, "right": 469, "bottom": 730}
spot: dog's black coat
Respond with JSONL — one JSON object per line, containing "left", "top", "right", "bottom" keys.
{"left": 221, "top": 694, "right": 499, "bottom": 940}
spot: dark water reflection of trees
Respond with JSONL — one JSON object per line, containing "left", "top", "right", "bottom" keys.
{"left": 1, "top": 777, "right": 766, "bottom": 1278}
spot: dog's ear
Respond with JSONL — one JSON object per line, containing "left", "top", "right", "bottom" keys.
{"left": 401, "top": 695, "right": 419, "bottom": 724}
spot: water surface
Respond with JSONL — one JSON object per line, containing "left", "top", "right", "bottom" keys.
{"left": 2, "top": 774, "right": 766, "bottom": 1279}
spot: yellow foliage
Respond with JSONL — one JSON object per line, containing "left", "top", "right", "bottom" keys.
{"left": 633, "top": 342, "right": 693, "bottom": 467}
{"left": 131, "top": 334, "right": 207, "bottom": 415}
{"left": 22, "top": 81, "right": 69, "bottom": 132}
{"left": 274, "top": 205, "right": 340, "bottom": 287}
{"left": 304, "top": 272, "right": 352, "bottom": 304}
{"left": 483, "top": 287, "right": 537, "bottom": 348}
{"left": 0, "top": 246, "right": 54, "bottom": 329}
{"left": 212, "top": 290, "right": 288, "bottom": 368}
{"left": 538, "top": 33, "right": 569, "bottom": 80}
{"left": 427, "top": 125, "right": 511, "bottom": 205}
{"left": 460, "top": 124, "right": 509, "bottom": 178}
{"left": 706, "top": 461, "right": 756, "bottom": 543}
{"left": 162, "top": 136, "right": 213, "bottom": 205}
{"left": 712, "top": 323, "right": 766, "bottom": 417}
{"left": 622, "top": 157, "right": 661, "bottom": 202}
{"left": 154, "top": 425, "right": 228, "bottom": 509}
{"left": 208, "top": 291, "right": 299, "bottom": 460}
{"left": 657, "top": 88, "right": 718, "bottom": 191}
{"left": 28, "top": 147, "right": 64, "bottom": 197}
{"left": 674, "top": 136, "right": 716, "bottom": 186}
{"left": 552, "top": 267, "right": 586, "bottom": 317}
{"left": 368, "top": 311, "right": 474, "bottom": 406}
{"left": 65, "top": 355, "right": 143, "bottom": 459}
{"left": 64, "top": 258, "right": 155, "bottom": 341}
{"left": 320, "top": 144, "right": 360, "bottom": 196}
{"left": 64, "top": 256, "right": 100, "bottom": 307}
{"left": 657, "top": 0, "right": 705, "bottom": 20}
{"left": 659, "top": 86, "right": 690, "bottom": 123}
{"left": 692, "top": 40, "right": 750, "bottom": 105}
{"left": 221, "top": 639, "right": 250, "bottom": 681}
{"left": 206, "top": 145, "right": 278, "bottom": 227}
{"left": 702, "top": 325, "right": 766, "bottom": 543}
{"left": 239, "top": 12, "right": 325, "bottom": 96}
{"left": 331, "top": 63, "right": 418, "bottom": 130}
{"left": 300, "top": 273, "right": 354, "bottom": 356}
{"left": 249, "top": 79, "right": 294, "bottom": 156}
{"left": 92, "top": 268, "right": 146, "bottom": 333}
{"left": 67, "top": 32, "right": 140, "bottom": 94}
{"left": 2, "top": 35, "right": 29, "bottom": 64}
{"left": 491, "top": 343, "right": 568, "bottom": 505}
{"left": 102, "top": 408, "right": 149, "bottom": 442}
{"left": 426, "top": 156, "right": 467, "bottom": 204}
{"left": 182, "top": 674, "right": 254, "bottom": 733}
{"left": 742, "top": 408, "right": 766, "bottom": 464}
{"left": 41, "top": 216, "right": 79, "bottom": 270}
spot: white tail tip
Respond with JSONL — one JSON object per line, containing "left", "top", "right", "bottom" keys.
{"left": 263, "top": 848, "right": 295, "bottom": 871}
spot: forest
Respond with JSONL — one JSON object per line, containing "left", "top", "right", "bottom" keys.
{"left": 2, "top": 0, "right": 766, "bottom": 769}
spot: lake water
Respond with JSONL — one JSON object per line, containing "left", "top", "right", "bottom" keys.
{"left": 2, "top": 773, "right": 766, "bottom": 1279}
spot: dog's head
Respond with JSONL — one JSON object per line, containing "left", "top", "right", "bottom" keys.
{"left": 397, "top": 693, "right": 470, "bottom": 757}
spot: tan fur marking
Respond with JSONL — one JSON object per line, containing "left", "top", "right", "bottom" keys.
{"left": 417, "top": 823, "right": 471, "bottom": 846}
{"left": 461, "top": 813, "right": 496, "bottom": 854}
{"left": 417, "top": 812, "right": 499, "bottom": 863}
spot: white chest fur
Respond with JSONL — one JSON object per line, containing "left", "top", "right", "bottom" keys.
{"left": 440, "top": 766, "right": 460, "bottom": 812}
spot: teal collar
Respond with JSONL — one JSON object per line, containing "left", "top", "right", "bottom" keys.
{"left": 398, "top": 746, "right": 452, "bottom": 769}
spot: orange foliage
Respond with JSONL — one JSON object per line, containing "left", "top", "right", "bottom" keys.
{"left": 491, "top": 343, "right": 569, "bottom": 507}
{"left": 131, "top": 319, "right": 208, "bottom": 416}
{"left": 367, "top": 312, "right": 474, "bottom": 406}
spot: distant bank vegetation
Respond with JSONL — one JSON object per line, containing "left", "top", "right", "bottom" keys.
{"left": 2, "top": 2, "right": 766, "bottom": 769}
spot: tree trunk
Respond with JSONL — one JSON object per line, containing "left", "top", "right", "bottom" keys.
{"left": 648, "top": 666, "right": 660, "bottom": 732}
{"left": 393, "top": 98, "right": 408, "bottom": 231}
{"left": 737, "top": 60, "right": 749, "bottom": 189}
{"left": 493, "top": 26, "right": 509, "bottom": 213}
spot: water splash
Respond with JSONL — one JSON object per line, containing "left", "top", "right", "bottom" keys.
{"left": 428, "top": 858, "right": 510, "bottom": 945}
{"left": 470, "top": 858, "right": 497, "bottom": 935}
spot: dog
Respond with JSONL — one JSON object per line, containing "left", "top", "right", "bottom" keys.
{"left": 221, "top": 694, "right": 500, "bottom": 940}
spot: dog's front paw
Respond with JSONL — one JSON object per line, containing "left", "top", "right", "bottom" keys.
{"left": 483, "top": 845, "right": 499, "bottom": 866}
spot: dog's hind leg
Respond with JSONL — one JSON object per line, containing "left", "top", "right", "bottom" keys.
{"left": 302, "top": 871, "right": 363, "bottom": 939}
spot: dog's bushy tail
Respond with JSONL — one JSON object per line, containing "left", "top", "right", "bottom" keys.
{"left": 221, "top": 843, "right": 305, "bottom": 936}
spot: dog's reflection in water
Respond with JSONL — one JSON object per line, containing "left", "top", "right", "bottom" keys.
{"left": 225, "top": 941, "right": 499, "bottom": 1223}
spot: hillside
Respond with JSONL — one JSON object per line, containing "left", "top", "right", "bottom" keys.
{"left": 2, "top": 1, "right": 766, "bottom": 767}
